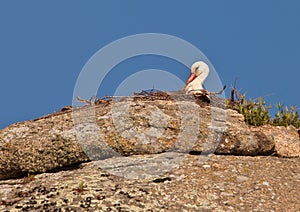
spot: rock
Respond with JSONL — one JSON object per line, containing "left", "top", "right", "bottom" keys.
{"left": 252, "top": 125, "right": 300, "bottom": 157}
{"left": 0, "top": 111, "right": 89, "bottom": 180}
{"left": 262, "top": 181, "right": 269, "bottom": 186}
{"left": 94, "top": 152, "right": 188, "bottom": 180}
{"left": 203, "top": 164, "right": 211, "bottom": 169}
{"left": 236, "top": 175, "right": 249, "bottom": 183}
{"left": 211, "top": 109, "right": 275, "bottom": 156}
{"left": 0, "top": 155, "right": 299, "bottom": 211}
{"left": 0, "top": 95, "right": 298, "bottom": 180}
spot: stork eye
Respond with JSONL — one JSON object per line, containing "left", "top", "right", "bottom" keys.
{"left": 195, "top": 66, "right": 202, "bottom": 75}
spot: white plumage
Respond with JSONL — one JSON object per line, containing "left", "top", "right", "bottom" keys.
{"left": 184, "top": 61, "right": 210, "bottom": 93}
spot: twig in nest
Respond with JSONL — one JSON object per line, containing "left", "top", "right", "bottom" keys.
{"left": 76, "top": 96, "right": 97, "bottom": 106}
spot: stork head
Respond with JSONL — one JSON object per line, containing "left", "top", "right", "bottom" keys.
{"left": 185, "top": 61, "right": 209, "bottom": 85}
{"left": 191, "top": 61, "right": 209, "bottom": 77}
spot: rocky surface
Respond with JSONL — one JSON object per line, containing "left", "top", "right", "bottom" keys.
{"left": 0, "top": 94, "right": 300, "bottom": 210}
{"left": 0, "top": 154, "right": 299, "bottom": 211}
{"left": 252, "top": 125, "right": 300, "bottom": 158}
{"left": 0, "top": 95, "right": 299, "bottom": 180}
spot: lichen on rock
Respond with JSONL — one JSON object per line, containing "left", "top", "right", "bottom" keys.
{"left": 0, "top": 94, "right": 299, "bottom": 180}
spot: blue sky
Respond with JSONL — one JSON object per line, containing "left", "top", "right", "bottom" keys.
{"left": 0, "top": 1, "right": 300, "bottom": 129}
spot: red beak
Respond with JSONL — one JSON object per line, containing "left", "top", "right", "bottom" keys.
{"left": 186, "top": 73, "right": 197, "bottom": 84}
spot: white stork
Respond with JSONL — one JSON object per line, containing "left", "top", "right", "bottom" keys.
{"left": 184, "top": 61, "right": 210, "bottom": 94}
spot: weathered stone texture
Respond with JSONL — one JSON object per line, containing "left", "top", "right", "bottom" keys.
{"left": 0, "top": 96, "right": 299, "bottom": 180}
